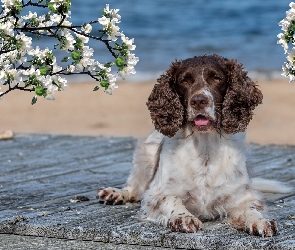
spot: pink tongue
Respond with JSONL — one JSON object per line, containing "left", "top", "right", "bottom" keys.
{"left": 194, "top": 116, "right": 209, "bottom": 126}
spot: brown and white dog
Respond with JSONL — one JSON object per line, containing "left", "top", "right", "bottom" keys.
{"left": 97, "top": 55, "right": 290, "bottom": 237}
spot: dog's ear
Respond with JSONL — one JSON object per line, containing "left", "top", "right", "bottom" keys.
{"left": 146, "top": 62, "right": 184, "bottom": 137}
{"left": 221, "top": 59, "right": 263, "bottom": 134}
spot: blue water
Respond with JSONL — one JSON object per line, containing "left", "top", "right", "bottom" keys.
{"left": 38, "top": 0, "right": 293, "bottom": 79}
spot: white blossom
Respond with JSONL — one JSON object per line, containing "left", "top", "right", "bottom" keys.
{"left": 41, "top": 75, "right": 57, "bottom": 100}
{"left": 0, "top": 68, "right": 23, "bottom": 86}
{"left": 278, "top": 2, "right": 295, "bottom": 82}
{"left": 52, "top": 59, "right": 62, "bottom": 73}
{"left": 1, "top": 0, "right": 21, "bottom": 13}
{"left": 51, "top": 14, "right": 62, "bottom": 24}
{"left": 82, "top": 23, "right": 92, "bottom": 34}
{"left": 103, "top": 4, "right": 121, "bottom": 21}
{"left": 21, "top": 66, "right": 39, "bottom": 76}
{"left": 76, "top": 33, "right": 89, "bottom": 44}
{"left": 77, "top": 46, "right": 94, "bottom": 69}
{"left": 22, "top": 11, "right": 38, "bottom": 20}
{"left": 54, "top": 75, "right": 67, "bottom": 90}
{"left": 121, "top": 34, "right": 136, "bottom": 50}
{"left": 98, "top": 16, "right": 109, "bottom": 26}
{"left": 105, "top": 74, "right": 118, "bottom": 95}
{"left": 97, "top": 62, "right": 112, "bottom": 72}
{"left": 107, "top": 21, "right": 121, "bottom": 41}
{"left": 0, "top": 18, "right": 14, "bottom": 36}
{"left": 118, "top": 53, "right": 139, "bottom": 78}
{"left": 277, "top": 33, "right": 289, "bottom": 53}
{"left": 68, "top": 65, "right": 75, "bottom": 73}
{"left": 98, "top": 16, "right": 121, "bottom": 41}
{"left": 98, "top": 5, "right": 121, "bottom": 41}
{"left": 61, "top": 30, "right": 75, "bottom": 51}
{"left": 49, "top": 0, "right": 67, "bottom": 10}
{"left": 16, "top": 33, "right": 32, "bottom": 52}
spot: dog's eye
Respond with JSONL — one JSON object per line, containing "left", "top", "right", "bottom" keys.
{"left": 213, "top": 75, "right": 223, "bottom": 83}
{"left": 180, "top": 80, "right": 187, "bottom": 84}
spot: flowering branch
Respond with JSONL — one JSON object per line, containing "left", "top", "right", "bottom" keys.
{"left": 0, "top": 0, "right": 138, "bottom": 104}
{"left": 278, "top": 2, "right": 295, "bottom": 81}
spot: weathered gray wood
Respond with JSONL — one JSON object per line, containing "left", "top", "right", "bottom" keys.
{"left": 0, "top": 234, "right": 163, "bottom": 250}
{"left": 0, "top": 134, "right": 295, "bottom": 249}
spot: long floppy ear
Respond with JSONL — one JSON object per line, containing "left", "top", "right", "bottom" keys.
{"left": 146, "top": 63, "right": 184, "bottom": 137}
{"left": 221, "top": 59, "right": 263, "bottom": 134}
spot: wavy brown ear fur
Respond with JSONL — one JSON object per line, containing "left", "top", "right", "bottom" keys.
{"left": 222, "top": 59, "right": 263, "bottom": 134}
{"left": 146, "top": 63, "right": 184, "bottom": 137}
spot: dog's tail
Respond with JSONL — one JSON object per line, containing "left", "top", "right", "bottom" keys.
{"left": 251, "top": 178, "right": 293, "bottom": 194}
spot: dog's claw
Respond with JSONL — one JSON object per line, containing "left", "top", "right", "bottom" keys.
{"left": 247, "top": 219, "right": 278, "bottom": 237}
{"left": 168, "top": 215, "right": 202, "bottom": 233}
{"left": 97, "top": 187, "right": 127, "bottom": 205}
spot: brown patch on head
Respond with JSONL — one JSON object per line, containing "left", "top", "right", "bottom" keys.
{"left": 221, "top": 59, "right": 263, "bottom": 133}
{"left": 147, "top": 62, "right": 184, "bottom": 137}
{"left": 174, "top": 55, "right": 229, "bottom": 133}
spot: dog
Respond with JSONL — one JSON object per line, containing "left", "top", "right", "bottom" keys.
{"left": 97, "top": 54, "right": 289, "bottom": 237}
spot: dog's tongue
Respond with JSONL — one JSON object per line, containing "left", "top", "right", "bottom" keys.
{"left": 194, "top": 116, "right": 209, "bottom": 126}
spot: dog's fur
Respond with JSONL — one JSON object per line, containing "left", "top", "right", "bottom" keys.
{"left": 98, "top": 55, "right": 284, "bottom": 237}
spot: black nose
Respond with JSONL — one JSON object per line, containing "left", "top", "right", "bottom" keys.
{"left": 190, "top": 94, "right": 209, "bottom": 109}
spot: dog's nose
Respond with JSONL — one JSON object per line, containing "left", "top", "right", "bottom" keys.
{"left": 190, "top": 94, "right": 209, "bottom": 109}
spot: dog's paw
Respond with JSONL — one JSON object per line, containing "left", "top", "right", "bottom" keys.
{"left": 96, "top": 187, "right": 128, "bottom": 205}
{"left": 168, "top": 215, "right": 202, "bottom": 233}
{"left": 246, "top": 219, "right": 278, "bottom": 237}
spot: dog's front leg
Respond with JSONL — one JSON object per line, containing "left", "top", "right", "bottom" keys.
{"left": 228, "top": 192, "right": 278, "bottom": 237}
{"left": 140, "top": 194, "right": 202, "bottom": 233}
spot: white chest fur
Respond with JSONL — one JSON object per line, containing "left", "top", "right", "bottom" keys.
{"left": 149, "top": 129, "right": 249, "bottom": 219}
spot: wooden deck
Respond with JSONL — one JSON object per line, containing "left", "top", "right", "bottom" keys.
{"left": 0, "top": 134, "right": 294, "bottom": 249}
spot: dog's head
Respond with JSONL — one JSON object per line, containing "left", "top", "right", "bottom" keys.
{"left": 147, "top": 54, "right": 263, "bottom": 137}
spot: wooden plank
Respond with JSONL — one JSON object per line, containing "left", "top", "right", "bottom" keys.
{"left": 0, "top": 234, "right": 161, "bottom": 250}
{"left": 0, "top": 134, "right": 294, "bottom": 249}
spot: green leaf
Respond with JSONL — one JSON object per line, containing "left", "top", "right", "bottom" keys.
{"left": 71, "top": 50, "right": 81, "bottom": 61}
{"left": 29, "top": 75, "right": 40, "bottom": 85}
{"left": 93, "top": 86, "right": 99, "bottom": 91}
{"left": 115, "top": 57, "right": 125, "bottom": 68}
{"left": 31, "top": 96, "right": 37, "bottom": 105}
{"left": 48, "top": 3, "right": 56, "bottom": 13}
{"left": 100, "top": 80, "right": 108, "bottom": 88}
{"left": 40, "top": 66, "right": 50, "bottom": 76}
{"left": 16, "top": 53, "right": 21, "bottom": 60}
{"left": 99, "top": 69, "right": 107, "bottom": 78}
{"left": 74, "top": 38, "right": 83, "bottom": 50}
{"left": 61, "top": 56, "right": 70, "bottom": 62}
{"left": 104, "top": 62, "right": 113, "bottom": 68}
{"left": 35, "top": 86, "right": 45, "bottom": 96}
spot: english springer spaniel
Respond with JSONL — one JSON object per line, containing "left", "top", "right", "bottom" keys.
{"left": 98, "top": 54, "right": 289, "bottom": 237}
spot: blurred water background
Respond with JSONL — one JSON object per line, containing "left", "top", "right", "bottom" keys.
{"left": 36, "top": 0, "right": 292, "bottom": 81}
